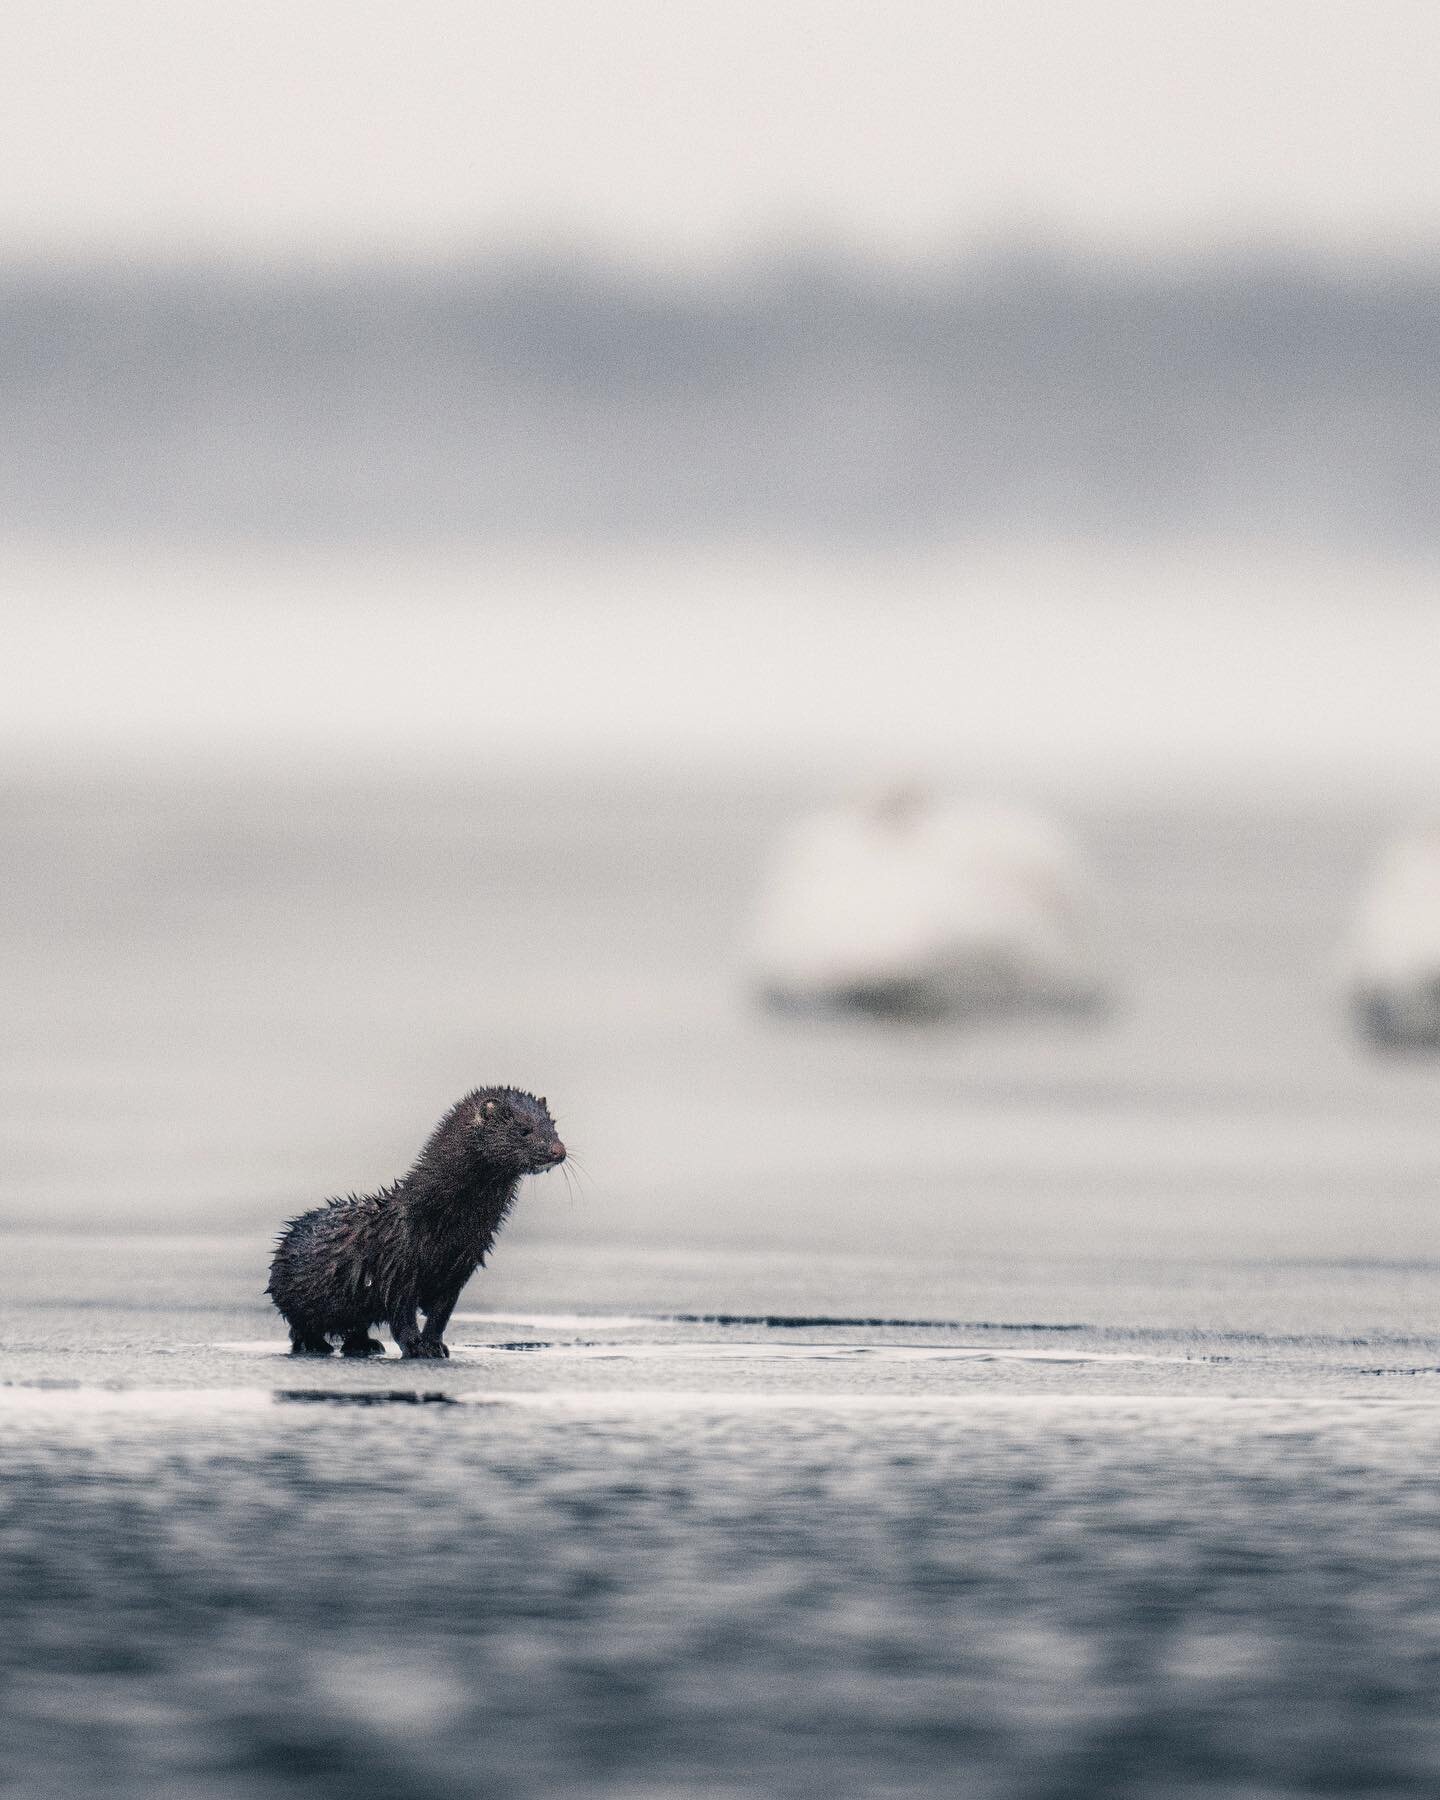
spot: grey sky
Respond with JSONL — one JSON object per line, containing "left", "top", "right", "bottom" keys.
{"left": 5, "top": 0, "right": 1440, "bottom": 263}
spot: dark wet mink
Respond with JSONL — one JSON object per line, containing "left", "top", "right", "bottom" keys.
{"left": 266, "top": 1089, "right": 565, "bottom": 1359}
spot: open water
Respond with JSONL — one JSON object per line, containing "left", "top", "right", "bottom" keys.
{"left": 5, "top": 770, "right": 1440, "bottom": 1797}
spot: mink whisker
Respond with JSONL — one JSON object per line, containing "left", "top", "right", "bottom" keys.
{"left": 563, "top": 1151, "right": 594, "bottom": 1194}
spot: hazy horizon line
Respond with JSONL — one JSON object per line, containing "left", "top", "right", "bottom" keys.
{"left": 8, "top": 224, "right": 1440, "bottom": 287}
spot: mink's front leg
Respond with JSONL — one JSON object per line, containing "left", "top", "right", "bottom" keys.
{"left": 418, "top": 1281, "right": 465, "bottom": 1359}
{"left": 388, "top": 1299, "right": 433, "bottom": 1358}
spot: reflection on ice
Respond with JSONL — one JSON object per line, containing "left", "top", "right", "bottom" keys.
{"left": 276, "top": 1389, "right": 459, "bottom": 1405}
{"left": 453, "top": 1340, "right": 1199, "bottom": 1366}
{"left": 1345, "top": 826, "right": 1440, "bottom": 1049}
{"left": 745, "top": 781, "right": 1110, "bottom": 1020}
{"left": 212, "top": 1331, "right": 1200, "bottom": 1368}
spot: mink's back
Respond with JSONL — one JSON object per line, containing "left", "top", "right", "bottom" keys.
{"left": 267, "top": 1190, "right": 400, "bottom": 1334}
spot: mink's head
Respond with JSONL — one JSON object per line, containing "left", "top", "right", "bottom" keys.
{"left": 468, "top": 1089, "right": 566, "bottom": 1175}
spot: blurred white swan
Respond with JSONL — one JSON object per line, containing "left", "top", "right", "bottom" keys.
{"left": 746, "top": 782, "right": 1109, "bottom": 1020}
{"left": 1345, "top": 827, "right": 1440, "bottom": 1049}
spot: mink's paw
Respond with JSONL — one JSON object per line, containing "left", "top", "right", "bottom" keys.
{"left": 407, "top": 1339, "right": 449, "bottom": 1360}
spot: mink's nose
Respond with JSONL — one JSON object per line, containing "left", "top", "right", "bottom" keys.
{"left": 545, "top": 1140, "right": 566, "bottom": 1164}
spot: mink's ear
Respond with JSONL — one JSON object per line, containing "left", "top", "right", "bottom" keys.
{"left": 538, "top": 1096, "right": 547, "bottom": 1109}
{"left": 482, "top": 1099, "right": 498, "bottom": 1117}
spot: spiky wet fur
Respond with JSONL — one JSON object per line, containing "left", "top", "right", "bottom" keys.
{"left": 266, "top": 1088, "right": 564, "bottom": 1359}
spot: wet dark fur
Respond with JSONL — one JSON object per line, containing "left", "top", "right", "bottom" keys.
{"left": 266, "top": 1088, "right": 564, "bottom": 1359}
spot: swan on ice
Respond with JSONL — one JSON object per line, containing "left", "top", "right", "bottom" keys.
{"left": 1345, "top": 827, "right": 1440, "bottom": 1050}
{"left": 745, "top": 782, "right": 1109, "bottom": 1020}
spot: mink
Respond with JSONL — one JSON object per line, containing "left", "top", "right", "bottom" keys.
{"left": 266, "top": 1088, "right": 565, "bottom": 1359}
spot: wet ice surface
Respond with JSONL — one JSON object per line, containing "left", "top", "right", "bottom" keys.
{"left": 7, "top": 1242, "right": 1440, "bottom": 1798}
{"left": 9, "top": 1231, "right": 1440, "bottom": 1403}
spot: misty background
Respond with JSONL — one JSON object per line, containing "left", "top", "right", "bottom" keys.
{"left": 6, "top": 0, "right": 1440, "bottom": 1223}
{"left": 5, "top": 2, "right": 1440, "bottom": 782}
{"left": 6, "top": 244, "right": 1440, "bottom": 548}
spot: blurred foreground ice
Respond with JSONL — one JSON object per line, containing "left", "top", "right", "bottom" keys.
{"left": 6, "top": 1387, "right": 1440, "bottom": 1800}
